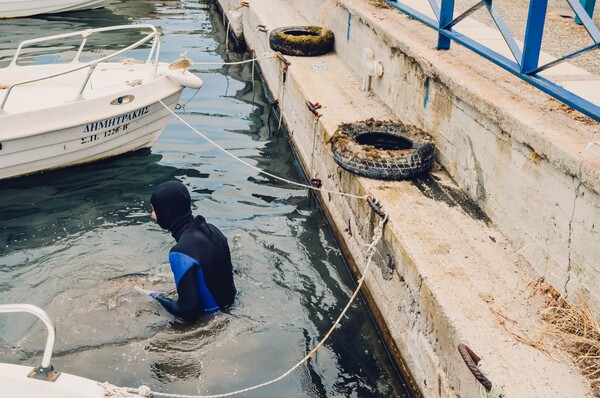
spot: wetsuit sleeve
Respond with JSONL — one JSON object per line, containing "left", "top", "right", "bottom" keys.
{"left": 154, "top": 252, "right": 203, "bottom": 321}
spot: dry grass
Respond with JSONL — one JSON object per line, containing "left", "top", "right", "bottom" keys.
{"left": 491, "top": 277, "right": 600, "bottom": 395}
{"left": 490, "top": 306, "right": 553, "bottom": 359}
{"left": 541, "top": 291, "right": 600, "bottom": 395}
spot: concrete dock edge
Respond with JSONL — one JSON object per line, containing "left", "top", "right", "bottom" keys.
{"left": 215, "top": 0, "right": 598, "bottom": 396}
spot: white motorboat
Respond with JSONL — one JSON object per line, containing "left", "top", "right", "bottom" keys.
{"left": 0, "top": 0, "right": 111, "bottom": 19}
{"left": 0, "top": 304, "right": 109, "bottom": 398}
{"left": 0, "top": 24, "right": 203, "bottom": 180}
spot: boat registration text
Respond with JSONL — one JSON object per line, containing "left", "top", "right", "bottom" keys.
{"left": 81, "top": 106, "right": 150, "bottom": 144}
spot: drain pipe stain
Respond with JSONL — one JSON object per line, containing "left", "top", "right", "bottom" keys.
{"left": 347, "top": 12, "right": 352, "bottom": 41}
{"left": 423, "top": 76, "right": 430, "bottom": 108}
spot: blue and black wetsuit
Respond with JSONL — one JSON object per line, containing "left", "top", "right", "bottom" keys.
{"left": 151, "top": 181, "right": 236, "bottom": 322}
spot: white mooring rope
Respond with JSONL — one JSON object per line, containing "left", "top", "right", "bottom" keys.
{"left": 158, "top": 100, "right": 366, "bottom": 200}
{"left": 177, "top": 54, "right": 275, "bottom": 111}
{"left": 193, "top": 53, "right": 277, "bottom": 66}
{"left": 103, "top": 215, "right": 388, "bottom": 398}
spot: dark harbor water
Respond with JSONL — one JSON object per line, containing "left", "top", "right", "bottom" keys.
{"left": 0, "top": 1, "right": 409, "bottom": 397}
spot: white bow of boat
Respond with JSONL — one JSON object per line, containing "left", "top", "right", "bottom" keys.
{"left": 0, "top": 24, "right": 203, "bottom": 180}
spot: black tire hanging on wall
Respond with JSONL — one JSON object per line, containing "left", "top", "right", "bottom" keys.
{"left": 330, "top": 120, "right": 435, "bottom": 180}
{"left": 269, "top": 26, "right": 335, "bottom": 57}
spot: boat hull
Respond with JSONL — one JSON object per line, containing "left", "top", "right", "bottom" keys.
{"left": 0, "top": 61, "right": 201, "bottom": 180}
{"left": 1, "top": 363, "right": 105, "bottom": 398}
{"left": 0, "top": 91, "right": 181, "bottom": 180}
{"left": 0, "top": 0, "right": 110, "bottom": 18}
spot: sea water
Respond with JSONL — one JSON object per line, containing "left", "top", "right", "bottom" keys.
{"left": 0, "top": 1, "right": 410, "bottom": 396}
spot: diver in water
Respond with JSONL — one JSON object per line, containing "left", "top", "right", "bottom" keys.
{"left": 146, "top": 181, "right": 236, "bottom": 322}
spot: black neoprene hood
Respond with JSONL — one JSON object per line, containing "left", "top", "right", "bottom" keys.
{"left": 150, "top": 181, "right": 193, "bottom": 233}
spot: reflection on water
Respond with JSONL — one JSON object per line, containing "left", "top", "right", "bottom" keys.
{"left": 0, "top": 1, "right": 410, "bottom": 397}
{"left": 0, "top": 152, "right": 182, "bottom": 256}
{"left": 0, "top": 6, "right": 130, "bottom": 66}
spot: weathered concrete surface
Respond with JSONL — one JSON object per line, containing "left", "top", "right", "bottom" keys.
{"left": 216, "top": 0, "right": 597, "bottom": 396}
{"left": 322, "top": 0, "right": 600, "bottom": 311}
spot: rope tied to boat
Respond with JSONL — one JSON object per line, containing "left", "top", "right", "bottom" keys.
{"left": 159, "top": 100, "right": 366, "bottom": 200}
{"left": 101, "top": 214, "right": 387, "bottom": 398}
{"left": 192, "top": 53, "right": 279, "bottom": 67}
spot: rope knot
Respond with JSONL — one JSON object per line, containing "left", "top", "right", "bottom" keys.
{"left": 99, "top": 382, "right": 148, "bottom": 397}
{"left": 480, "top": 382, "right": 503, "bottom": 398}
{"left": 137, "top": 385, "right": 152, "bottom": 397}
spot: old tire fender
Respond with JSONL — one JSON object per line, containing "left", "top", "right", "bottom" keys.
{"left": 330, "top": 120, "right": 435, "bottom": 180}
{"left": 269, "top": 26, "right": 335, "bottom": 57}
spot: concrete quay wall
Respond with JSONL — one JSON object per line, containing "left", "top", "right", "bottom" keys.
{"left": 296, "top": 0, "right": 600, "bottom": 321}
{"left": 216, "top": 0, "right": 597, "bottom": 396}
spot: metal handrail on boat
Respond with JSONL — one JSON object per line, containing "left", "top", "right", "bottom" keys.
{"left": 0, "top": 303, "right": 60, "bottom": 381}
{"left": 0, "top": 24, "right": 161, "bottom": 112}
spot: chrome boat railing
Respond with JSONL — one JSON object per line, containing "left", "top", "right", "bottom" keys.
{"left": 0, "top": 303, "right": 61, "bottom": 381}
{"left": 0, "top": 24, "right": 161, "bottom": 113}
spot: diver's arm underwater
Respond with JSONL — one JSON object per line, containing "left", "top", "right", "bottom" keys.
{"left": 153, "top": 265, "right": 203, "bottom": 321}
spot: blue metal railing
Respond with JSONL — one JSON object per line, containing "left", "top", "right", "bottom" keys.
{"left": 387, "top": 0, "right": 600, "bottom": 122}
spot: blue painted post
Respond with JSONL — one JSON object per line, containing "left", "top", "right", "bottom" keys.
{"left": 437, "top": 0, "right": 455, "bottom": 50}
{"left": 522, "top": 0, "right": 548, "bottom": 74}
{"left": 575, "top": 0, "right": 596, "bottom": 25}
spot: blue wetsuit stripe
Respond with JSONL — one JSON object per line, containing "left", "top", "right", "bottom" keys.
{"left": 196, "top": 266, "right": 219, "bottom": 313}
{"left": 169, "top": 251, "right": 219, "bottom": 312}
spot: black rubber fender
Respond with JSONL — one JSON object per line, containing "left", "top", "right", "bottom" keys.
{"left": 269, "top": 26, "right": 334, "bottom": 56}
{"left": 330, "top": 120, "right": 435, "bottom": 180}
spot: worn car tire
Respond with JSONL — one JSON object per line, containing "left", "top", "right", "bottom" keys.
{"left": 269, "top": 26, "right": 334, "bottom": 56}
{"left": 330, "top": 120, "right": 435, "bottom": 180}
